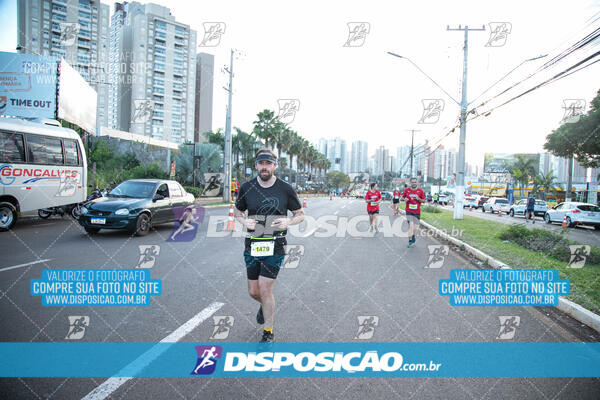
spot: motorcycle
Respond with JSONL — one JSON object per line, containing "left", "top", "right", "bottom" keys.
{"left": 70, "top": 188, "right": 108, "bottom": 219}
{"left": 38, "top": 205, "right": 75, "bottom": 219}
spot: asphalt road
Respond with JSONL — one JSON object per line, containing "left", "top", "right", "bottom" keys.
{"left": 438, "top": 204, "right": 600, "bottom": 248}
{"left": 1, "top": 197, "right": 599, "bottom": 399}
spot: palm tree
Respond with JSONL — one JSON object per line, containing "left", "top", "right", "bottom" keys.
{"left": 273, "top": 122, "right": 290, "bottom": 160}
{"left": 287, "top": 131, "right": 302, "bottom": 171}
{"left": 510, "top": 154, "right": 537, "bottom": 197}
{"left": 538, "top": 170, "right": 561, "bottom": 200}
{"left": 252, "top": 109, "right": 278, "bottom": 148}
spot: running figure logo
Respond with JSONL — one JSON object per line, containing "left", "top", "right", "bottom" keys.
{"left": 283, "top": 245, "right": 305, "bottom": 269}
{"left": 132, "top": 100, "right": 155, "bottom": 124}
{"left": 496, "top": 316, "right": 520, "bottom": 340}
{"left": 137, "top": 245, "right": 160, "bottom": 268}
{"left": 425, "top": 245, "right": 449, "bottom": 269}
{"left": 60, "top": 23, "right": 80, "bottom": 46}
{"left": 485, "top": 22, "right": 512, "bottom": 47}
{"left": 210, "top": 316, "right": 235, "bottom": 339}
{"left": 561, "top": 99, "right": 586, "bottom": 124}
{"left": 168, "top": 206, "right": 204, "bottom": 242}
{"left": 65, "top": 316, "right": 89, "bottom": 340}
{"left": 56, "top": 175, "right": 79, "bottom": 197}
{"left": 567, "top": 245, "right": 590, "bottom": 269}
{"left": 418, "top": 99, "right": 445, "bottom": 124}
{"left": 199, "top": 22, "right": 226, "bottom": 47}
{"left": 355, "top": 316, "right": 379, "bottom": 340}
{"left": 191, "top": 345, "right": 222, "bottom": 375}
{"left": 277, "top": 99, "right": 300, "bottom": 124}
{"left": 343, "top": 23, "right": 370, "bottom": 47}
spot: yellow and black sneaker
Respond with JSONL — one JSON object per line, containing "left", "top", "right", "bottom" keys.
{"left": 260, "top": 329, "right": 274, "bottom": 342}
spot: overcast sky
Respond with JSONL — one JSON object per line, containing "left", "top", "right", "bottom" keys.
{"left": 1, "top": 0, "right": 599, "bottom": 167}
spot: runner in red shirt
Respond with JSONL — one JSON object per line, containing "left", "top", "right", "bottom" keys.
{"left": 392, "top": 188, "right": 401, "bottom": 216}
{"left": 365, "top": 182, "right": 382, "bottom": 232}
{"left": 401, "top": 177, "right": 426, "bottom": 247}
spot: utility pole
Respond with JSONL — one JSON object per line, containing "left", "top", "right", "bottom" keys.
{"left": 223, "top": 49, "right": 234, "bottom": 202}
{"left": 447, "top": 25, "right": 485, "bottom": 219}
{"left": 566, "top": 156, "right": 573, "bottom": 202}
{"left": 407, "top": 129, "right": 420, "bottom": 178}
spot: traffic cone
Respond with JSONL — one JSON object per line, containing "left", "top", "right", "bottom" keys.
{"left": 498, "top": 209, "right": 502, "bottom": 217}
{"left": 469, "top": 204, "right": 472, "bottom": 211}
{"left": 226, "top": 204, "right": 235, "bottom": 231}
{"left": 561, "top": 215, "right": 567, "bottom": 228}
{"left": 303, "top": 197, "right": 307, "bottom": 208}
{"left": 330, "top": 195, "right": 332, "bottom": 200}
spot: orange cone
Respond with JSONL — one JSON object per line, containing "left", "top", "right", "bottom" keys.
{"left": 469, "top": 204, "right": 472, "bottom": 211}
{"left": 226, "top": 204, "right": 235, "bottom": 231}
{"left": 303, "top": 197, "right": 307, "bottom": 208}
{"left": 561, "top": 215, "right": 567, "bottom": 228}
{"left": 330, "top": 195, "right": 332, "bottom": 200}
{"left": 498, "top": 209, "right": 502, "bottom": 217}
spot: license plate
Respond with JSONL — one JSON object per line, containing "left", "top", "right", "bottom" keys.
{"left": 250, "top": 241, "right": 274, "bottom": 257}
{"left": 90, "top": 218, "right": 106, "bottom": 225}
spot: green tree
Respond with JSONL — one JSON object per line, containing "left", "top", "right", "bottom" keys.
{"left": 509, "top": 154, "right": 537, "bottom": 197}
{"left": 327, "top": 171, "right": 350, "bottom": 192}
{"left": 544, "top": 89, "right": 600, "bottom": 168}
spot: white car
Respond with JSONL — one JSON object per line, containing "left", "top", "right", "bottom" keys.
{"left": 544, "top": 202, "right": 600, "bottom": 229}
{"left": 463, "top": 196, "right": 479, "bottom": 209}
{"left": 509, "top": 199, "right": 548, "bottom": 217}
{"left": 482, "top": 197, "right": 511, "bottom": 214}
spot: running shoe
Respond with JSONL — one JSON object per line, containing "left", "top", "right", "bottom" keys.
{"left": 260, "top": 330, "right": 274, "bottom": 342}
{"left": 256, "top": 305, "right": 264, "bottom": 324}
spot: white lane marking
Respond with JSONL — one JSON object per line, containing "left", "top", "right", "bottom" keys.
{"left": 81, "top": 301, "right": 225, "bottom": 400}
{"left": 0, "top": 259, "right": 52, "bottom": 273}
{"left": 334, "top": 210, "right": 339, "bottom": 215}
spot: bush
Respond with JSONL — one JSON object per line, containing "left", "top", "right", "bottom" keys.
{"left": 498, "top": 224, "right": 600, "bottom": 264}
{"left": 183, "top": 186, "right": 204, "bottom": 198}
{"left": 422, "top": 205, "right": 442, "bottom": 213}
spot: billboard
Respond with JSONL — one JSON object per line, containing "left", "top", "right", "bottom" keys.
{"left": 483, "top": 153, "right": 540, "bottom": 174}
{"left": 57, "top": 59, "right": 97, "bottom": 133}
{"left": 0, "top": 52, "right": 58, "bottom": 118}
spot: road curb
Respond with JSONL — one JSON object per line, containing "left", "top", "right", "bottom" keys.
{"left": 409, "top": 209, "right": 600, "bottom": 334}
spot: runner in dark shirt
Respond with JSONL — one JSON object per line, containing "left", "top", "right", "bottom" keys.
{"left": 234, "top": 148, "right": 305, "bottom": 342}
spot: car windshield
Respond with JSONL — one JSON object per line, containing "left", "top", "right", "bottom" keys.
{"left": 535, "top": 201, "right": 547, "bottom": 205}
{"left": 578, "top": 205, "right": 600, "bottom": 212}
{"left": 496, "top": 199, "right": 509, "bottom": 204}
{"left": 109, "top": 181, "right": 156, "bottom": 199}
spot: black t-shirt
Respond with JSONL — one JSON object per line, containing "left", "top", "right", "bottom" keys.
{"left": 235, "top": 177, "right": 302, "bottom": 254}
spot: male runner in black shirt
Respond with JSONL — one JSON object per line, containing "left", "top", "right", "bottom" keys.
{"left": 234, "top": 148, "right": 305, "bottom": 342}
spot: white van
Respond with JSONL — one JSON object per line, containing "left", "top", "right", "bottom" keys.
{"left": 0, "top": 117, "right": 87, "bottom": 230}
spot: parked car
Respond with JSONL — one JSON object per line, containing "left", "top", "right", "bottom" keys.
{"left": 381, "top": 191, "right": 393, "bottom": 201}
{"left": 78, "top": 179, "right": 195, "bottom": 236}
{"left": 438, "top": 194, "right": 450, "bottom": 206}
{"left": 509, "top": 199, "right": 548, "bottom": 217}
{"left": 482, "top": 197, "right": 511, "bottom": 214}
{"left": 544, "top": 202, "right": 600, "bottom": 229}
{"left": 463, "top": 196, "right": 479, "bottom": 209}
{"left": 477, "top": 196, "right": 490, "bottom": 209}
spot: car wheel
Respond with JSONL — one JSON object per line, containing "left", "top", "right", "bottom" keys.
{"left": 481, "top": 207, "right": 485, "bottom": 213}
{"left": 133, "top": 213, "right": 151, "bottom": 236}
{"left": 0, "top": 202, "right": 18, "bottom": 231}
{"left": 38, "top": 209, "right": 51, "bottom": 219}
{"left": 566, "top": 216, "right": 574, "bottom": 228}
{"left": 509, "top": 209, "right": 514, "bottom": 217}
{"left": 84, "top": 227, "right": 100, "bottom": 234}
{"left": 544, "top": 213, "right": 551, "bottom": 224}
{"left": 595, "top": 225, "right": 600, "bottom": 230}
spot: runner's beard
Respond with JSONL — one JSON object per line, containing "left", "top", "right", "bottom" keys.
{"left": 258, "top": 169, "right": 273, "bottom": 181}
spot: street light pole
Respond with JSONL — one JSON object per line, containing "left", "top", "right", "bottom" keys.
{"left": 447, "top": 25, "right": 485, "bottom": 219}
{"left": 223, "top": 49, "right": 234, "bottom": 203}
